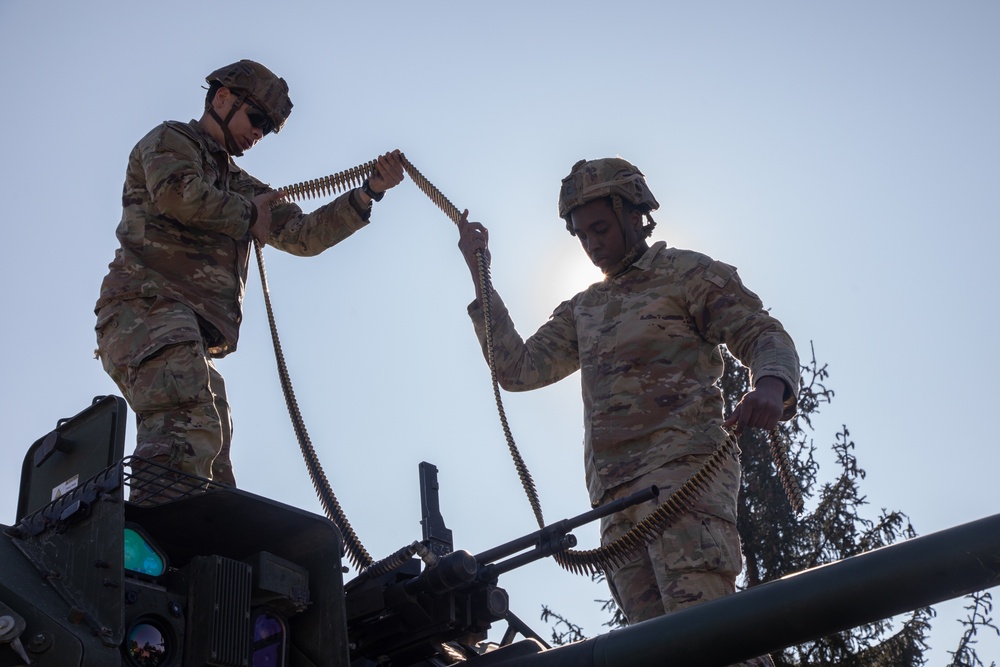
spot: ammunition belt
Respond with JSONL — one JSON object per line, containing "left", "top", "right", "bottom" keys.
{"left": 259, "top": 155, "right": 803, "bottom": 576}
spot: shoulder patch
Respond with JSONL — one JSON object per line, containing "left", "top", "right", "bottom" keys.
{"left": 152, "top": 122, "right": 201, "bottom": 156}
{"left": 162, "top": 120, "right": 200, "bottom": 142}
{"left": 701, "top": 259, "right": 737, "bottom": 288}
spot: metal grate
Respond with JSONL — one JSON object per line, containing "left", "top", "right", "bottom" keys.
{"left": 122, "top": 456, "right": 228, "bottom": 506}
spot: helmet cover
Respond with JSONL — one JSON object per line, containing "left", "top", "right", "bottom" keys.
{"left": 205, "top": 59, "right": 293, "bottom": 133}
{"left": 558, "top": 157, "right": 659, "bottom": 231}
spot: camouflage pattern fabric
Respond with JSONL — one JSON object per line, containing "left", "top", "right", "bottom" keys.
{"left": 468, "top": 241, "right": 800, "bottom": 509}
{"left": 96, "top": 119, "right": 371, "bottom": 358}
{"left": 95, "top": 297, "right": 233, "bottom": 501}
{"left": 602, "top": 459, "right": 743, "bottom": 620}
{"left": 600, "top": 462, "right": 775, "bottom": 666}
{"left": 468, "top": 241, "right": 795, "bottom": 660}
{"left": 95, "top": 118, "right": 373, "bottom": 488}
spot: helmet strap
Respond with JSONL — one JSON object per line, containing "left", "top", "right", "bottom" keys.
{"left": 643, "top": 213, "right": 657, "bottom": 238}
{"left": 605, "top": 194, "right": 648, "bottom": 278}
{"left": 207, "top": 95, "right": 245, "bottom": 157}
{"left": 605, "top": 243, "right": 645, "bottom": 279}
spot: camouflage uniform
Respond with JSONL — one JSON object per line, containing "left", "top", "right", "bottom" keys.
{"left": 469, "top": 241, "right": 797, "bottom": 664}
{"left": 95, "top": 119, "right": 373, "bottom": 490}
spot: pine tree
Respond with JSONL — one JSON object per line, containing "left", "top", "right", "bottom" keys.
{"left": 542, "top": 344, "right": 996, "bottom": 665}
{"left": 731, "top": 343, "right": 929, "bottom": 664}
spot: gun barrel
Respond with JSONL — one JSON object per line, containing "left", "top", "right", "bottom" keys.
{"left": 484, "top": 534, "right": 578, "bottom": 580}
{"left": 512, "top": 511, "right": 1000, "bottom": 667}
{"left": 474, "top": 486, "right": 658, "bottom": 565}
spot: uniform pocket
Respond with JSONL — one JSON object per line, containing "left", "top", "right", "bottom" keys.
{"left": 94, "top": 303, "right": 124, "bottom": 377}
{"left": 699, "top": 516, "right": 741, "bottom": 577}
{"left": 95, "top": 303, "right": 121, "bottom": 338}
{"left": 127, "top": 341, "right": 211, "bottom": 414}
{"left": 94, "top": 301, "right": 140, "bottom": 382}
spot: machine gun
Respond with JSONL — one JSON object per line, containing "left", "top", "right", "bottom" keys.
{"left": 3, "top": 397, "right": 1000, "bottom": 666}
{"left": 344, "top": 462, "right": 656, "bottom": 665}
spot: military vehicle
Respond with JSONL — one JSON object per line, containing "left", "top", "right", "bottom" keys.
{"left": 2, "top": 395, "right": 999, "bottom": 666}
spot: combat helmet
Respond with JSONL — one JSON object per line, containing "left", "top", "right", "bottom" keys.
{"left": 206, "top": 59, "right": 293, "bottom": 134}
{"left": 558, "top": 157, "right": 660, "bottom": 236}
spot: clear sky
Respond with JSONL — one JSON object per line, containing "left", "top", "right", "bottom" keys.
{"left": 1, "top": 1, "right": 997, "bottom": 663}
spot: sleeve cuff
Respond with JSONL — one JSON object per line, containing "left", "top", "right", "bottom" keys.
{"left": 350, "top": 188, "right": 373, "bottom": 221}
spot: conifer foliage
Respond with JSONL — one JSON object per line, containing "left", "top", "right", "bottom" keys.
{"left": 543, "top": 344, "right": 997, "bottom": 665}
{"left": 730, "top": 344, "right": 932, "bottom": 665}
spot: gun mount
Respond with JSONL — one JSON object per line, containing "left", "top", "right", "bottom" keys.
{"left": 344, "top": 462, "right": 657, "bottom": 665}
{"left": 2, "top": 397, "right": 999, "bottom": 666}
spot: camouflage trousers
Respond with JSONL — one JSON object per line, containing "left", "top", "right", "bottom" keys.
{"left": 95, "top": 297, "right": 235, "bottom": 499}
{"left": 600, "top": 458, "right": 774, "bottom": 667}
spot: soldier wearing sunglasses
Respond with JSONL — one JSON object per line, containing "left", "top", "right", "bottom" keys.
{"left": 94, "top": 60, "right": 404, "bottom": 502}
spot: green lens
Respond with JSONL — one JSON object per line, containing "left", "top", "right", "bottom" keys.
{"left": 124, "top": 527, "right": 165, "bottom": 577}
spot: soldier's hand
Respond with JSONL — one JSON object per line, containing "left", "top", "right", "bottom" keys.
{"left": 367, "top": 149, "right": 405, "bottom": 195}
{"left": 250, "top": 190, "right": 285, "bottom": 244}
{"left": 723, "top": 376, "right": 787, "bottom": 434}
{"left": 458, "top": 210, "right": 491, "bottom": 301}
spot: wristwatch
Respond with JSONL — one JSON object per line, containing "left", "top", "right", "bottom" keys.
{"left": 361, "top": 179, "right": 385, "bottom": 202}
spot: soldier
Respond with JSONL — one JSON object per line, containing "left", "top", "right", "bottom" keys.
{"left": 457, "top": 157, "right": 798, "bottom": 666}
{"left": 95, "top": 60, "right": 404, "bottom": 500}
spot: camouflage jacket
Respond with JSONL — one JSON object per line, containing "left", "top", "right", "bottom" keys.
{"left": 469, "top": 241, "right": 800, "bottom": 505}
{"left": 96, "top": 119, "right": 371, "bottom": 357}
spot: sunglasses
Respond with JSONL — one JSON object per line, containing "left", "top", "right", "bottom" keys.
{"left": 244, "top": 99, "right": 274, "bottom": 136}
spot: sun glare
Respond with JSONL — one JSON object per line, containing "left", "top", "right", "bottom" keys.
{"left": 534, "top": 242, "right": 603, "bottom": 310}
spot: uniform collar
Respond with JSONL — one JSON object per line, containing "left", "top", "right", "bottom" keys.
{"left": 611, "top": 240, "right": 665, "bottom": 278}
{"left": 633, "top": 240, "right": 667, "bottom": 271}
{"left": 188, "top": 119, "right": 243, "bottom": 174}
